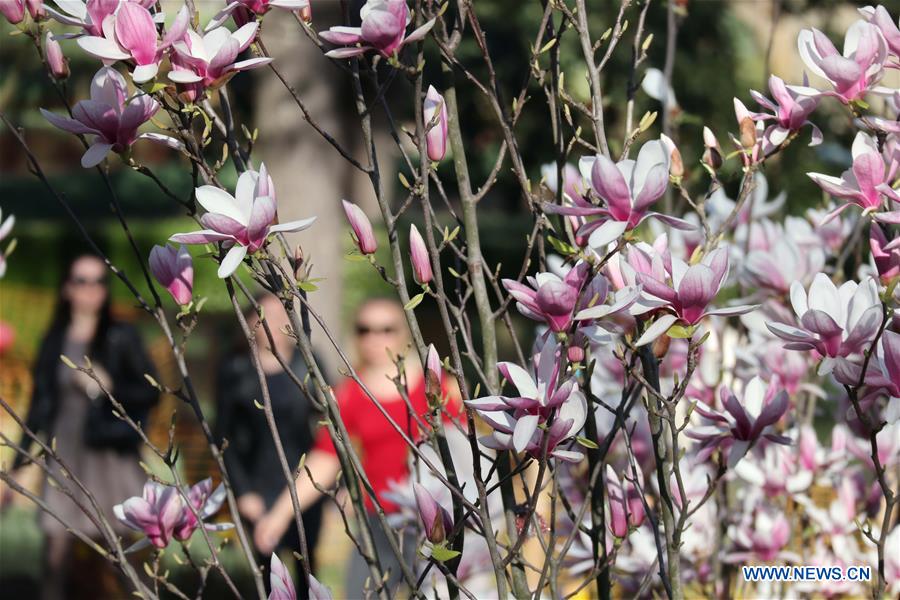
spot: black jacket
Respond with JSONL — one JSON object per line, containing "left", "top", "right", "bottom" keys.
{"left": 215, "top": 352, "right": 320, "bottom": 507}
{"left": 13, "top": 321, "right": 159, "bottom": 470}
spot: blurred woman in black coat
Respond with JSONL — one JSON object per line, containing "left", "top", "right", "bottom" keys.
{"left": 9, "top": 253, "right": 159, "bottom": 599}
{"left": 215, "top": 294, "right": 325, "bottom": 592}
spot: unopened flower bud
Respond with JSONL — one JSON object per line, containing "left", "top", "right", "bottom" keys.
{"left": 739, "top": 117, "right": 757, "bottom": 149}
{"left": 425, "top": 343, "right": 443, "bottom": 395}
{"left": 652, "top": 332, "right": 671, "bottom": 359}
{"left": 660, "top": 133, "right": 683, "bottom": 178}
{"left": 702, "top": 127, "right": 723, "bottom": 171}
{"left": 342, "top": 200, "right": 377, "bottom": 255}
{"left": 414, "top": 483, "right": 452, "bottom": 544}
{"left": 409, "top": 224, "right": 433, "bottom": 285}
{"left": 0, "top": 0, "right": 25, "bottom": 24}
{"left": 423, "top": 85, "right": 448, "bottom": 162}
{"left": 44, "top": 32, "right": 69, "bottom": 80}
{"left": 293, "top": 245, "right": 305, "bottom": 278}
{"left": 567, "top": 344, "right": 585, "bottom": 363}
{"left": 149, "top": 244, "right": 193, "bottom": 306}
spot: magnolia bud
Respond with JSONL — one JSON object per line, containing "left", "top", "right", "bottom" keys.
{"left": 0, "top": 0, "right": 25, "bottom": 24}
{"left": 566, "top": 344, "right": 585, "bottom": 363}
{"left": 342, "top": 200, "right": 377, "bottom": 255}
{"left": 409, "top": 224, "right": 433, "bottom": 285}
{"left": 425, "top": 343, "right": 442, "bottom": 396}
{"left": 44, "top": 32, "right": 69, "bottom": 80}
{"left": 414, "top": 483, "right": 452, "bottom": 544}
{"left": 739, "top": 117, "right": 757, "bottom": 149}
{"left": 702, "top": 127, "right": 723, "bottom": 171}
{"left": 660, "top": 133, "right": 683, "bottom": 178}
{"left": 149, "top": 244, "right": 193, "bottom": 306}
{"left": 423, "top": 85, "right": 448, "bottom": 162}
{"left": 293, "top": 245, "right": 305, "bottom": 278}
{"left": 652, "top": 332, "right": 671, "bottom": 359}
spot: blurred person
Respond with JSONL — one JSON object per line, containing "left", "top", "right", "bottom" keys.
{"left": 215, "top": 294, "right": 325, "bottom": 596}
{"left": 4, "top": 253, "right": 158, "bottom": 599}
{"left": 253, "top": 297, "right": 461, "bottom": 598}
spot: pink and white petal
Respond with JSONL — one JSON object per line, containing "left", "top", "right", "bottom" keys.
{"left": 465, "top": 396, "right": 510, "bottom": 411}
{"left": 169, "top": 230, "right": 235, "bottom": 244}
{"left": 168, "top": 69, "right": 204, "bottom": 84}
{"left": 635, "top": 313, "right": 678, "bottom": 346}
{"left": 77, "top": 35, "right": 131, "bottom": 61}
{"left": 40, "top": 109, "right": 99, "bottom": 135}
{"left": 246, "top": 195, "right": 277, "bottom": 244}
{"left": 404, "top": 18, "right": 436, "bottom": 43}
{"left": 200, "top": 213, "right": 247, "bottom": 238}
{"left": 231, "top": 57, "right": 273, "bottom": 72}
{"left": 512, "top": 414, "right": 540, "bottom": 453}
{"left": 131, "top": 62, "right": 159, "bottom": 83}
{"left": 81, "top": 142, "right": 114, "bottom": 168}
{"left": 499, "top": 362, "right": 538, "bottom": 399}
{"left": 269, "top": 0, "right": 309, "bottom": 8}
{"left": 704, "top": 304, "right": 759, "bottom": 318}
{"left": 727, "top": 439, "right": 752, "bottom": 468}
{"left": 766, "top": 321, "right": 815, "bottom": 343}
{"left": 325, "top": 46, "right": 370, "bottom": 59}
{"left": 217, "top": 244, "right": 248, "bottom": 278}
{"left": 551, "top": 450, "right": 584, "bottom": 463}
{"left": 873, "top": 210, "right": 900, "bottom": 225}
{"left": 319, "top": 26, "right": 364, "bottom": 45}
{"left": 586, "top": 219, "right": 628, "bottom": 249}
{"left": 138, "top": 132, "right": 186, "bottom": 153}
{"left": 644, "top": 212, "right": 696, "bottom": 230}
{"left": 231, "top": 22, "right": 260, "bottom": 52}
{"left": 123, "top": 538, "right": 153, "bottom": 554}
{"left": 204, "top": 2, "right": 239, "bottom": 32}
{"left": 195, "top": 186, "right": 245, "bottom": 223}
{"left": 268, "top": 216, "right": 317, "bottom": 234}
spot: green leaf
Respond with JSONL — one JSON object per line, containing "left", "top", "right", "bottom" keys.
{"left": 147, "top": 82, "right": 168, "bottom": 94}
{"left": 404, "top": 293, "right": 424, "bottom": 311}
{"left": 666, "top": 324, "right": 695, "bottom": 339}
{"left": 547, "top": 236, "right": 576, "bottom": 256}
{"left": 344, "top": 253, "right": 368, "bottom": 262}
{"left": 575, "top": 436, "right": 599, "bottom": 449}
{"left": 298, "top": 281, "right": 319, "bottom": 292}
{"left": 430, "top": 544, "right": 461, "bottom": 562}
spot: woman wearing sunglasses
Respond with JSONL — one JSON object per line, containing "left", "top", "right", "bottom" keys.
{"left": 7, "top": 253, "right": 158, "bottom": 599}
{"left": 253, "top": 297, "right": 461, "bottom": 597}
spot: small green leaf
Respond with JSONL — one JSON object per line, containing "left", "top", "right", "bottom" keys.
{"left": 448, "top": 267, "right": 463, "bottom": 278}
{"left": 539, "top": 38, "right": 557, "bottom": 54}
{"left": 344, "top": 253, "right": 368, "bottom": 262}
{"left": 576, "top": 436, "right": 599, "bottom": 449}
{"left": 430, "top": 544, "right": 461, "bottom": 562}
{"left": 60, "top": 355, "right": 77, "bottom": 369}
{"left": 298, "top": 281, "right": 319, "bottom": 292}
{"left": 404, "top": 293, "right": 424, "bottom": 310}
{"left": 398, "top": 172, "right": 411, "bottom": 189}
{"left": 147, "top": 82, "right": 168, "bottom": 94}
{"left": 666, "top": 324, "right": 695, "bottom": 339}
{"left": 547, "top": 236, "right": 576, "bottom": 256}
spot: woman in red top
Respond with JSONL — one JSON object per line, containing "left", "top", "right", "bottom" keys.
{"left": 253, "top": 297, "right": 460, "bottom": 596}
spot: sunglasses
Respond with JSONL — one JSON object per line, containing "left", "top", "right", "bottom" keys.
{"left": 355, "top": 324, "right": 398, "bottom": 336}
{"left": 69, "top": 276, "right": 108, "bottom": 287}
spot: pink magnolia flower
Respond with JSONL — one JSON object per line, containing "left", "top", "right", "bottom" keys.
{"left": 169, "top": 22, "right": 271, "bottom": 89}
{"left": 47, "top": 0, "right": 154, "bottom": 37}
{"left": 408, "top": 224, "right": 432, "bottom": 284}
{"left": 541, "top": 162, "right": 586, "bottom": 204}
{"left": 544, "top": 140, "right": 692, "bottom": 247}
{"left": 733, "top": 440, "right": 813, "bottom": 497}
{"left": 114, "top": 481, "right": 184, "bottom": 550}
{"left": 170, "top": 165, "right": 316, "bottom": 278}
{"left": 423, "top": 85, "right": 448, "bottom": 162}
{"left": 209, "top": 0, "right": 309, "bottom": 30}
{"left": 634, "top": 248, "right": 758, "bottom": 346}
{"left": 766, "top": 274, "right": 882, "bottom": 374}
{"left": 502, "top": 263, "right": 637, "bottom": 334}
{"left": 149, "top": 244, "right": 193, "bottom": 306}
{"left": 267, "top": 549, "right": 332, "bottom": 600}
{"left": 40, "top": 66, "right": 175, "bottom": 168}
{"left": 172, "top": 478, "right": 231, "bottom": 541}
{"left": 748, "top": 74, "right": 822, "bottom": 147}
{"left": 268, "top": 553, "right": 296, "bottom": 600}
{"left": 44, "top": 31, "right": 69, "bottom": 79}
{"left": 341, "top": 200, "right": 377, "bottom": 255}
{"left": 859, "top": 5, "right": 900, "bottom": 66}
{"left": 77, "top": 3, "right": 189, "bottom": 82}
{"left": 808, "top": 132, "right": 900, "bottom": 224}
{"left": 870, "top": 224, "right": 900, "bottom": 283}
{"left": 726, "top": 506, "right": 792, "bottom": 563}
{"left": 414, "top": 482, "right": 453, "bottom": 544}
{"left": 319, "top": 0, "right": 435, "bottom": 59}
{"left": 466, "top": 339, "right": 587, "bottom": 462}
{"left": 741, "top": 234, "right": 824, "bottom": 296}
{"left": 796, "top": 20, "right": 889, "bottom": 103}
{"left": 687, "top": 377, "right": 790, "bottom": 467}
{"left": 833, "top": 330, "right": 900, "bottom": 421}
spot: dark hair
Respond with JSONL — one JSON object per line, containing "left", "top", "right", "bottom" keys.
{"left": 46, "top": 253, "right": 113, "bottom": 358}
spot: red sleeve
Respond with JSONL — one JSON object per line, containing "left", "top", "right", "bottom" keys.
{"left": 313, "top": 380, "right": 356, "bottom": 455}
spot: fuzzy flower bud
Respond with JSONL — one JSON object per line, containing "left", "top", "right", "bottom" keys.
{"left": 342, "top": 200, "right": 377, "bottom": 255}
{"left": 423, "top": 85, "right": 448, "bottom": 162}
{"left": 409, "top": 224, "right": 433, "bottom": 285}
{"left": 44, "top": 32, "right": 69, "bottom": 80}
{"left": 149, "top": 244, "right": 193, "bottom": 306}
